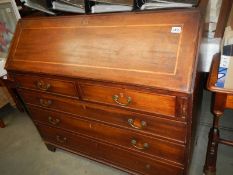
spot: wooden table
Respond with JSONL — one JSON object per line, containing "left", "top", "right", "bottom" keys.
{"left": 204, "top": 54, "right": 233, "bottom": 174}
{"left": 0, "top": 77, "right": 6, "bottom": 128}
{"left": 0, "top": 75, "right": 24, "bottom": 128}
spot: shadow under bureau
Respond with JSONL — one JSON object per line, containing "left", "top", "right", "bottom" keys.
{"left": 5, "top": 9, "right": 203, "bottom": 175}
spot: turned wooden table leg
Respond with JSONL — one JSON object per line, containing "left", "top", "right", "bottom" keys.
{"left": 0, "top": 119, "right": 5, "bottom": 128}
{"left": 204, "top": 114, "right": 221, "bottom": 175}
{"left": 204, "top": 93, "right": 226, "bottom": 175}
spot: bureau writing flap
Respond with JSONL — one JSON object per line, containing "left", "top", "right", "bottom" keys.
{"left": 5, "top": 10, "right": 201, "bottom": 93}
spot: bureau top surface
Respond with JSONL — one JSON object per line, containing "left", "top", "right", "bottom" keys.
{"left": 6, "top": 9, "right": 201, "bottom": 93}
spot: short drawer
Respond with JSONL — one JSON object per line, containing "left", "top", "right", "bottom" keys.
{"left": 38, "top": 125, "right": 184, "bottom": 175}
{"left": 14, "top": 74, "right": 77, "bottom": 97}
{"left": 28, "top": 105, "right": 187, "bottom": 143}
{"left": 32, "top": 111, "right": 185, "bottom": 164}
{"left": 79, "top": 82, "right": 176, "bottom": 117}
{"left": 18, "top": 89, "right": 83, "bottom": 114}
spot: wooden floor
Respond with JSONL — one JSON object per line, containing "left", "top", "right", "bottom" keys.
{"left": 0, "top": 90, "right": 232, "bottom": 175}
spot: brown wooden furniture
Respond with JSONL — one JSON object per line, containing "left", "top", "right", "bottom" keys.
{"left": 5, "top": 10, "right": 203, "bottom": 175}
{"left": 0, "top": 78, "right": 11, "bottom": 128}
{"left": 0, "top": 76, "right": 19, "bottom": 128}
{"left": 0, "top": 80, "right": 6, "bottom": 128}
{"left": 204, "top": 54, "right": 233, "bottom": 175}
{"left": 0, "top": 78, "right": 5, "bottom": 128}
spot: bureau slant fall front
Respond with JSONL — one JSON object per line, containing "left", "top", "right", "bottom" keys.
{"left": 5, "top": 10, "right": 203, "bottom": 175}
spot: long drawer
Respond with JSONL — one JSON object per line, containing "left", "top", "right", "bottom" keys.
{"left": 29, "top": 107, "right": 185, "bottom": 164}
{"left": 21, "top": 90, "right": 187, "bottom": 143}
{"left": 37, "top": 124, "right": 184, "bottom": 175}
{"left": 79, "top": 82, "right": 176, "bottom": 117}
{"left": 14, "top": 74, "right": 78, "bottom": 97}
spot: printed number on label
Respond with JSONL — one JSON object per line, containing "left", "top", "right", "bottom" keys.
{"left": 171, "top": 27, "right": 182, "bottom": 33}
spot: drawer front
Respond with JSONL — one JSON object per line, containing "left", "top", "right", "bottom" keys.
{"left": 31, "top": 109, "right": 185, "bottom": 164}
{"left": 28, "top": 105, "right": 187, "bottom": 143}
{"left": 14, "top": 74, "right": 77, "bottom": 97}
{"left": 37, "top": 125, "right": 184, "bottom": 175}
{"left": 79, "top": 83, "right": 176, "bottom": 117}
{"left": 18, "top": 89, "right": 84, "bottom": 114}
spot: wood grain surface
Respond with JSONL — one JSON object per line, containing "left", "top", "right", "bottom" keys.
{"left": 6, "top": 10, "right": 201, "bottom": 93}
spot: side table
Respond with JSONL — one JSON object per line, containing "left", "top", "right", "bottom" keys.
{"left": 0, "top": 75, "right": 24, "bottom": 128}
{"left": 204, "top": 54, "right": 233, "bottom": 174}
{"left": 0, "top": 76, "right": 7, "bottom": 128}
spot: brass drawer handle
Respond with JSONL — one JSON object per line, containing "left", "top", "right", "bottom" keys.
{"left": 112, "top": 94, "right": 132, "bottom": 106}
{"left": 39, "top": 99, "right": 52, "bottom": 107}
{"left": 128, "top": 118, "right": 147, "bottom": 130}
{"left": 48, "top": 116, "right": 60, "bottom": 125}
{"left": 56, "top": 135, "right": 67, "bottom": 143}
{"left": 131, "top": 139, "right": 149, "bottom": 150}
{"left": 36, "top": 80, "right": 51, "bottom": 91}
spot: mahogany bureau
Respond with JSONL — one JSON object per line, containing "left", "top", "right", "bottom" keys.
{"left": 5, "top": 9, "right": 203, "bottom": 175}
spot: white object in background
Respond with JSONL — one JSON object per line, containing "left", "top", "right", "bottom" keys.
{"left": 140, "top": 0, "right": 193, "bottom": 10}
{"left": 0, "top": 59, "right": 7, "bottom": 77}
{"left": 52, "top": 0, "right": 85, "bottom": 13}
{"left": 223, "top": 26, "right": 233, "bottom": 45}
{"left": 0, "top": 0, "right": 21, "bottom": 64}
{"left": 205, "top": 0, "right": 222, "bottom": 23}
{"left": 91, "top": 4, "right": 132, "bottom": 13}
{"left": 1, "top": 0, "right": 21, "bottom": 20}
{"left": 22, "top": 0, "right": 56, "bottom": 15}
{"left": 199, "top": 38, "right": 221, "bottom": 72}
